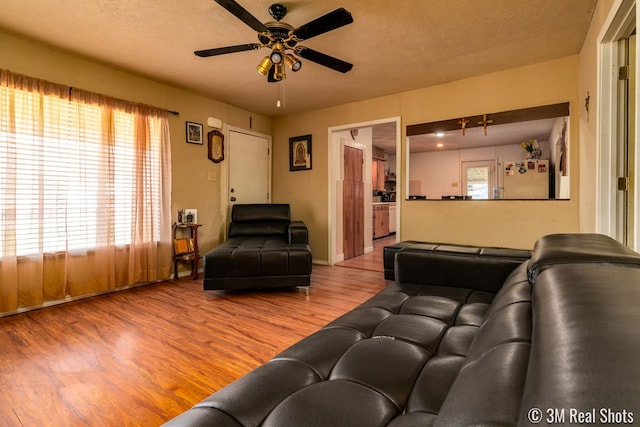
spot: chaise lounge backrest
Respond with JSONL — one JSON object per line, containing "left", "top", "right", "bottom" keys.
{"left": 228, "top": 204, "right": 291, "bottom": 239}
{"left": 226, "top": 204, "right": 309, "bottom": 245}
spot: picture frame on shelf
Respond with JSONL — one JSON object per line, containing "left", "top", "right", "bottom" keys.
{"left": 289, "top": 134, "right": 312, "bottom": 171}
{"left": 186, "top": 121, "right": 203, "bottom": 145}
{"left": 183, "top": 209, "right": 197, "bottom": 224}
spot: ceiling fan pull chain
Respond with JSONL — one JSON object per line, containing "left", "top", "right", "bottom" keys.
{"left": 277, "top": 81, "right": 285, "bottom": 108}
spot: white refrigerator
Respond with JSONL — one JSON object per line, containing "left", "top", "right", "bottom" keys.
{"left": 499, "top": 159, "right": 549, "bottom": 199}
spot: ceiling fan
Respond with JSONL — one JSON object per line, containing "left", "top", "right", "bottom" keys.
{"left": 195, "top": 0, "right": 354, "bottom": 82}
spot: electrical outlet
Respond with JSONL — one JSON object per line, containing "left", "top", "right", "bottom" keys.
{"left": 451, "top": 182, "right": 458, "bottom": 187}
{"left": 208, "top": 171, "right": 217, "bottom": 182}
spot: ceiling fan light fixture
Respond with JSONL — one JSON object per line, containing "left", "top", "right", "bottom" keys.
{"left": 256, "top": 55, "right": 272, "bottom": 76}
{"left": 199, "top": 0, "right": 355, "bottom": 89}
{"left": 284, "top": 53, "right": 302, "bottom": 71}
{"left": 273, "top": 63, "right": 286, "bottom": 81}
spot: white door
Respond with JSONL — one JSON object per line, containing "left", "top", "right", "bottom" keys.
{"left": 228, "top": 130, "right": 271, "bottom": 205}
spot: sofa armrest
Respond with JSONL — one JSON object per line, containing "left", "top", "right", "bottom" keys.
{"left": 395, "top": 247, "right": 527, "bottom": 293}
{"left": 288, "top": 221, "right": 309, "bottom": 244}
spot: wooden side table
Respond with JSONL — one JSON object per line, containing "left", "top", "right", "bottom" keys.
{"left": 173, "top": 223, "right": 203, "bottom": 279}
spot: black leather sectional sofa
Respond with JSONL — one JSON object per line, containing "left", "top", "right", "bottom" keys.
{"left": 165, "top": 233, "right": 640, "bottom": 426}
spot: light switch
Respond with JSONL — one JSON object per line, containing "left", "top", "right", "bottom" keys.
{"left": 208, "top": 171, "right": 217, "bottom": 182}
{"left": 451, "top": 182, "right": 458, "bottom": 187}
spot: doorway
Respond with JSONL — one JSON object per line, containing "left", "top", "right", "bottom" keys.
{"left": 598, "top": 0, "right": 638, "bottom": 249}
{"left": 328, "top": 117, "right": 401, "bottom": 265}
{"left": 617, "top": 32, "right": 636, "bottom": 246}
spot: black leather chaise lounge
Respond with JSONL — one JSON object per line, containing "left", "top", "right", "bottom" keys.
{"left": 202, "top": 204, "right": 312, "bottom": 292}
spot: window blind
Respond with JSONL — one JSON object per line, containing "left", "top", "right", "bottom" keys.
{"left": 0, "top": 72, "right": 168, "bottom": 257}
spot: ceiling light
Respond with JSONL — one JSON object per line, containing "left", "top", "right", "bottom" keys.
{"left": 436, "top": 143, "right": 444, "bottom": 148}
{"left": 273, "top": 63, "right": 286, "bottom": 81}
{"left": 284, "top": 54, "right": 302, "bottom": 72}
{"left": 435, "top": 132, "right": 445, "bottom": 137}
{"left": 257, "top": 56, "right": 272, "bottom": 76}
{"left": 270, "top": 43, "right": 285, "bottom": 64}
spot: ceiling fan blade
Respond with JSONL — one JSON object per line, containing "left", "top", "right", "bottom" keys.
{"left": 297, "top": 47, "right": 353, "bottom": 73}
{"left": 293, "top": 8, "right": 353, "bottom": 41}
{"left": 214, "top": 0, "right": 268, "bottom": 33}
{"left": 194, "top": 43, "right": 261, "bottom": 57}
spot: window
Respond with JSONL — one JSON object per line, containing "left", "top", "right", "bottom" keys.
{"left": 462, "top": 160, "right": 496, "bottom": 200}
{"left": 0, "top": 69, "right": 172, "bottom": 313}
{"left": 1, "top": 84, "right": 167, "bottom": 256}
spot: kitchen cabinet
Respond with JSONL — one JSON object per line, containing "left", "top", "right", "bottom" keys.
{"left": 373, "top": 203, "right": 389, "bottom": 239}
{"left": 372, "top": 146, "right": 385, "bottom": 160}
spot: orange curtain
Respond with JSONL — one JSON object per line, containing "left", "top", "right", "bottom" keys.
{"left": 0, "top": 69, "right": 172, "bottom": 315}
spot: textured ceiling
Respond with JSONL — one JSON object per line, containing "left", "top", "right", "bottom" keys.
{"left": 0, "top": 0, "right": 597, "bottom": 117}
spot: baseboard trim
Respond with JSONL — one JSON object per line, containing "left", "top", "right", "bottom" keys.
{"left": 0, "top": 279, "right": 166, "bottom": 318}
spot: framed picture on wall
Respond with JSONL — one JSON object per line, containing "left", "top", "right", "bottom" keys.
{"left": 186, "top": 121, "right": 203, "bottom": 144}
{"left": 289, "top": 134, "right": 312, "bottom": 171}
{"left": 207, "top": 130, "right": 224, "bottom": 163}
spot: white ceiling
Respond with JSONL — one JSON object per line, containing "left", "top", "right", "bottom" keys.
{"left": 0, "top": 0, "right": 596, "bottom": 118}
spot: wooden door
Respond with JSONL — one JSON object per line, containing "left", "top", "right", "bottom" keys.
{"left": 343, "top": 146, "right": 364, "bottom": 259}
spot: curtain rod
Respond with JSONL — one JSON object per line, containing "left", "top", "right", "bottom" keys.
{"left": 0, "top": 70, "right": 182, "bottom": 116}
{"left": 65, "top": 86, "right": 180, "bottom": 116}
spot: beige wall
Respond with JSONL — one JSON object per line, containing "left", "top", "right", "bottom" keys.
{"left": 0, "top": 29, "right": 271, "bottom": 275}
{"left": 273, "top": 56, "right": 582, "bottom": 258}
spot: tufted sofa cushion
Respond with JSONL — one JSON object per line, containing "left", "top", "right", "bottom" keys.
{"left": 436, "top": 262, "right": 532, "bottom": 425}
{"left": 176, "top": 282, "right": 499, "bottom": 426}
{"left": 204, "top": 237, "right": 311, "bottom": 278}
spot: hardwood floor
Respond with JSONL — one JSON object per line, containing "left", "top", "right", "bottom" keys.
{"left": 336, "top": 234, "right": 396, "bottom": 272}
{"left": 0, "top": 263, "right": 389, "bottom": 426}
